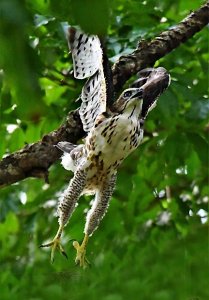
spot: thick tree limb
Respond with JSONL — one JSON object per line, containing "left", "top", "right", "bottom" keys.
{"left": 112, "top": 0, "right": 209, "bottom": 91}
{"left": 0, "top": 2, "right": 208, "bottom": 188}
{"left": 0, "top": 111, "right": 84, "bottom": 188}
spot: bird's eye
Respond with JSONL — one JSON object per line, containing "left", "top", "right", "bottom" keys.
{"left": 123, "top": 91, "right": 132, "bottom": 98}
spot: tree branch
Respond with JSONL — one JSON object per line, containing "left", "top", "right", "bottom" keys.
{"left": 0, "top": 111, "right": 84, "bottom": 188}
{"left": 0, "top": 1, "right": 208, "bottom": 188}
{"left": 112, "top": 0, "right": 209, "bottom": 91}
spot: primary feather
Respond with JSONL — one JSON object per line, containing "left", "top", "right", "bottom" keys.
{"left": 67, "top": 27, "right": 106, "bottom": 132}
{"left": 67, "top": 27, "right": 103, "bottom": 79}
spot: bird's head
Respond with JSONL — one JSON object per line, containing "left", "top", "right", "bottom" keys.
{"left": 112, "top": 88, "right": 143, "bottom": 114}
{"left": 132, "top": 67, "right": 171, "bottom": 119}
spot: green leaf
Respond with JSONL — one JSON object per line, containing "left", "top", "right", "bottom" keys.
{"left": 187, "top": 132, "right": 208, "bottom": 164}
{"left": 70, "top": 0, "right": 109, "bottom": 35}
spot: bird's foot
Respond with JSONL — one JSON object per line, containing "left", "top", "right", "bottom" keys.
{"left": 73, "top": 235, "right": 90, "bottom": 268}
{"left": 40, "top": 228, "right": 67, "bottom": 263}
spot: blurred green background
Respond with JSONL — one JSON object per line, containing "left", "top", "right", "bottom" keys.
{"left": 0, "top": 0, "right": 208, "bottom": 299}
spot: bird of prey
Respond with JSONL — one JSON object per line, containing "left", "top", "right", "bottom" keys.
{"left": 40, "top": 27, "right": 170, "bottom": 267}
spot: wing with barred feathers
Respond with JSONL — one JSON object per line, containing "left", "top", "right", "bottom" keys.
{"left": 67, "top": 27, "right": 107, "bottom": 132}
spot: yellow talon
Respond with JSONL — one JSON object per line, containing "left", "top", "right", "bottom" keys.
{"left": 73, "top": 234, "right": 90, "bottom": 268}
{"left": 40, "top": 225, "right": 67, "bottom": 263}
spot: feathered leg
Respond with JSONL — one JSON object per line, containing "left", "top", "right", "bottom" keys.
{"left": 73, "top": 173, "right": 117, "bottom": 267}
{"left": 40, "top": 169, "right": 87, "bottom": 262}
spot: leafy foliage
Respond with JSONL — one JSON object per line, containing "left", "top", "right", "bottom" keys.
{"left": 0, "top": 0, "right": 208, "bottom": 299}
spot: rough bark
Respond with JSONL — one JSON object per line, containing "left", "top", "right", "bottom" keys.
{"left": 0, "top": 1, "right": 208, "bottom": 188}
{"left": 112, "top": 0, "right": 209, "bottom": 91}
{"left": 0, "top": 111, "right": 84, "bottom": 188}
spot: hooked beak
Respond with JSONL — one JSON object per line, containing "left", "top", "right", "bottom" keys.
{"left": 131, "top": 88, "right": 143, "bottom": 100}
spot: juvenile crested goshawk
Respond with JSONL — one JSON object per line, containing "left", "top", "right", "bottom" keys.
{"left": 40, "top": 27, "right": 170, "bottom": 267}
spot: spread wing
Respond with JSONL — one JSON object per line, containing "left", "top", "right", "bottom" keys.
{"left": 67, "top": 27, "right": 107, "bottom": 132}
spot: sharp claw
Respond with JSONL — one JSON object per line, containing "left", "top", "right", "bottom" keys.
{"left": 39, "top": 242, "right": 52, "bottom": 248}
{"left": 40, "top": 230, "right": 67, "bottom": 262}
{"left": 61, "top": 250, "right": 68, "bottom": 259}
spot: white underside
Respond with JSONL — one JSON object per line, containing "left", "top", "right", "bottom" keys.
{"left": 60, "top": 103, "right": 143, "bottom": 184}
{"left": 61, "top": 153, "right": 75, "bottom": 171}
{"left": 86, "top": 111, "right": 143, "bottom": 169}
